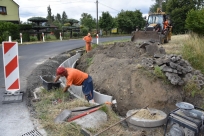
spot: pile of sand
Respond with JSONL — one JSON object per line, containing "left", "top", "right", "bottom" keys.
{"left": 133, "top": 109, "right": 163, "bottom": 120}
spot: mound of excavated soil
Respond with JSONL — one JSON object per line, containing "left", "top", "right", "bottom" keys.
{"left": 76, "top": 41, "right": 184, "bottom": 116}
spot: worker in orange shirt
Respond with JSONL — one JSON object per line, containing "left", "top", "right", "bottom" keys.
{"left": 83, "top": 33, "right": 92, "bottom": 53}
{"left": 54, "top": 67, "right": 94, "bottom": 102}
{"left": 163, "top": 18, "right": 169, "bottom": 30}
{"left": 163, "top": 18, "right": 170, "bottom": 35}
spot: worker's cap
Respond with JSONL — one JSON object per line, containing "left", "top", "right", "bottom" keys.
{"left": 56, "top": 67, "right": 66, "bottom": 75}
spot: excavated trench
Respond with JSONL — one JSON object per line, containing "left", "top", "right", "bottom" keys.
{"left": 27, "top": 41, "right": 204, "bottom": 120}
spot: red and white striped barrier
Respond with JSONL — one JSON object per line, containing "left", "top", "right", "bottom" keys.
{"left": 96, "top": 34, "right": 99, "bottom": 44}
{"left": 2, "top": 42, "right": 20, "bottom": 93}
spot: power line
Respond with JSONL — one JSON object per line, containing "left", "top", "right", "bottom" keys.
{"left": 98, "top": 2, "right": 120, "bottom": 12}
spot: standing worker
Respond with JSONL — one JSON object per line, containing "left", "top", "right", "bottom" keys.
{"left": 54, "top": 67, "right": 94, "bottom": 102}
{"left": 163, "top": 18, "right": 170, "bottom": 35}
{"left": 163, "top": 18, "right": 169, "bottom": 30}
{"left": 83, "top": 33, "right": 92, "bottom": 53}
{"left": 163, "top": 18, "right": 172, "bottom": 40}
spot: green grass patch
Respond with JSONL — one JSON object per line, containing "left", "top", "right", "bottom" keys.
{"left": 154, "top": 66, "right": 166, "bottom": 79}
{"left": 33, "top": 88, "right": 93, "bottom": 136}
{"left": 33, "top": 88, "right": 123, "bottom": 136}
{"left": 182, "top": 33, "right": 204, "bottom": 73}
{"left": 183, "top": 80, "right": 201, "bottom": 97}
{"left": 86, "top": 57, "right": 93, "bottom": 66}
{"left": 91, "top": 43, "right": 98, "bottom": 49}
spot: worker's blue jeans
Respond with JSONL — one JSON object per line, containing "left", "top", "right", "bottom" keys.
{"left": 82, "top": 75, "right": 94, "bottom": 101}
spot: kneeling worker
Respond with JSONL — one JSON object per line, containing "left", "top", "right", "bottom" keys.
{"left": 54, "top": 67, "right": 94, "bottom": 102}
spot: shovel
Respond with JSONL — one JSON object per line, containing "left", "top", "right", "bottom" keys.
{"left": 54, "top": 104, "right": 102, "bottom": 123}
{"left": 54, "top": 101, "right": 114, "bottom": 123}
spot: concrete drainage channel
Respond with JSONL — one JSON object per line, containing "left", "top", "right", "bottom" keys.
{"left": 31, "top": 49, "right": 168, "bottom": 136}
{"left": 51, "top": 51, "right": 113, "bottom": 104}
{"left": 29, "top": 50, "right": 114, "bottom": 136}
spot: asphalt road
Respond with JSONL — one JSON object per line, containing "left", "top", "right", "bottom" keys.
{"left": 0, "top": 36, "right": 130, "bottom": 136}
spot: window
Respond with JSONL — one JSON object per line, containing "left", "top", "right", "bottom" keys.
{"left": 0, "top": 6, "right": 7, "bottom": 15}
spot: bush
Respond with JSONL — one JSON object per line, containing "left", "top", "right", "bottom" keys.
{"left": 22, "top": 32, "right": 30, "bottom": 42}
{"left": 19, "top": 24, "right": 32, "bottom": 30}
{"left": 46, "top": 35, "right": 51, "bottom": 40}
{"left": 2, "top": 31, "right": 10, "bottom": 41}
{"left": 81, "top": 28, "right": 88, "bottom": 36}
{"left": 185, "top": 9, "right": 204, "bottom": 35}
{"left": 53, "top": 30, "right": 61, "bottom": 39}
{"left": 30, "top": 37, "right": 36, "bottom": 41}
{"left": 0, "top": 21, "right": 19, "bottom": 42}
{"left": 63, "top": 32, "right": 70, "bottom": 38}
{"left": 73, "top": 32, "right": 78, "bottom": 37}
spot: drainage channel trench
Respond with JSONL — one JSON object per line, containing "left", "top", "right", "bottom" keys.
{"left": 25, "top": 50, "right": 113, "bottom": 136}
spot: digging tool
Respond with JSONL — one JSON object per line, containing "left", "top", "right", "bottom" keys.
{"left": 54, "top": 101, "right": 115, "bottom": 123}
{"left": 54, "top": 104, "right": 103, "bottom": 123}
{"left": 93, "top": 105, "right": 149, "bottom": 136}
{"left": 67, "top": 107, "right": 101, "bottom": 122}
{"left": 67, "top": 101, "right": 115, "bottom": 122}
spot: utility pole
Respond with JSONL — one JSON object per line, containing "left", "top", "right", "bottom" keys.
{"left": 96, "top": 0, "right": 98, "bottom": 34}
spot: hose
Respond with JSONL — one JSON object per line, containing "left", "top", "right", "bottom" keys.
{"left": 71, "top": 104, "right": 103, "bottom": 112}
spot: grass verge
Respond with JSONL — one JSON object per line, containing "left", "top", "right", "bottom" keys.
{"left": 33, "top": 88, "right": 132, "bottom": 136}
{"left": 182, "top": 33, "right": 204, "bottom": 73}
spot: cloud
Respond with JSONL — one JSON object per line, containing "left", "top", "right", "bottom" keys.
{"left": 14, "top": 0, "right": 155, "bottom": 22}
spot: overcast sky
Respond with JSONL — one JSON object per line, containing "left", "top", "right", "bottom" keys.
{"left": 14, "top": 0, "right": 155, "bottom": 22}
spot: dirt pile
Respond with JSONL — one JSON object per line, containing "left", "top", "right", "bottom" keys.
{"left": 76, "top": 41, "right": 184, "bottom": 116}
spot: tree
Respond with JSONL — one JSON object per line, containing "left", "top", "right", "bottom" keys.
{"left": 55, "top": 13, "right": 61, "bottom": 23}
{"left": 28, "top": 17, "right": 48, "bottom": 41}
{"left": 166, "top": 0, "right": 197, "bottom": 34}
{"left": 149, "top": 1, "right": 167, "bottom": 13}
{"left": 195, "top": 0, "right": 204, "bottom": 9}
{"left": 117, "top": 10, "right": 145, "bottom": 33}
{"left": 99, "top": 11, "right": 114, "bottom": 35}
{"left": 80, "top": 13, "right": 96, "bottom": 31}
{"left": 52, "top": 13, "right": 62, "bottom": 29}
{"left": 63, "top": 19, "right": 79, "bottom": 38}
{"left": 61, "top": 11, "right": 68, "bottom": 25}
{"left": 185, "top": 8, "right": 204, "bottom": 35}
{"left": 47, "top": 5, "right": 53, "bottom": 24}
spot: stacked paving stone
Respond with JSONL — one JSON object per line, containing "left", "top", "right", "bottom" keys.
{"left": 138, "top": 42, "right": 204, "bottom": 89}
{"left": 155, "top": 54, "right": 193, "bottom": 86}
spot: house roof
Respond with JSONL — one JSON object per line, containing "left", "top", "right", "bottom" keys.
{"left": 12, "top": 0, "right": 20, "bottom": 7}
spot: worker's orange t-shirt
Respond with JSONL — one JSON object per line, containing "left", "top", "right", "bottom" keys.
{"left": 163, "top": 21, "right": 168, "bottom": 29}
{"left": 83, "top": 36, "right": 92, "bottom": 43}
{"left": 66, "top": 68, "right": 88, "bottom": 86}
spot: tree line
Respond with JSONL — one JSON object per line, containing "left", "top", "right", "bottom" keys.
{"left": 46, "top": 0, "right": 204, "bottom": 36}
{"left": 150, "top": 0, "right": 204, "bottom": 35}
{"left": 1, "top": 0, "right": 204, "bottom": 43}
{"left": 45, "top": 5, "right": 145, "bottom": 35}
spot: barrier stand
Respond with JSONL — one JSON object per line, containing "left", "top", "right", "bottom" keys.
{"left": 96, "top": 34, "right": 99, "bottom": 44}
{"left": 42, "top": 32, "right": 45, "bottom": 42}
{"left": 60, "top": 32, "right": 62, "bottom": 41}
{"left": 20, "top": 33, "right": 22, "bottom": 44}
{"left": 9, "top": 36, "right": 12, "bottom": 42}
{"left": 2, "top": 42, "right": 23, "bottom": 103}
